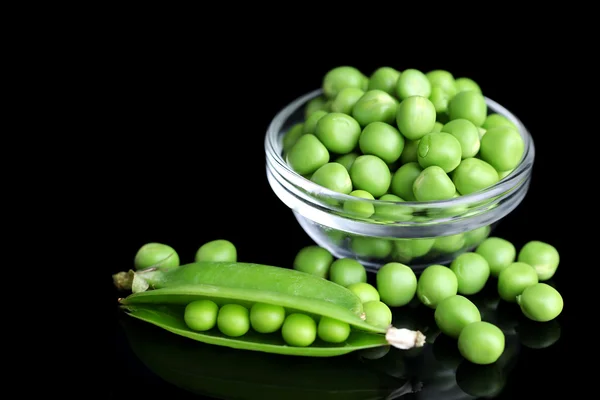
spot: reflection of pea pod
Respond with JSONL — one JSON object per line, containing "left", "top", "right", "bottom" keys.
{"left": 121, "top": 316, "right": 412, "bottom": 400}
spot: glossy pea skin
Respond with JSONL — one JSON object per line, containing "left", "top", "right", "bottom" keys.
{"left": 475, "top": 237, "right": 516, "bottom": 277}
{"left": 479, "top": 126, "right": 525, "bottom": 172}
{"left": 434, "top": 295, "right": 481, "bottom": 338}
{"left": 390, "top": 162, "right": 422, "bottom": 201}
{"left": 134, "top": 242, "right": 180, "bottom": 270}
{"left": 250, "top": 303, "right": 286, "bottom": 333}
{"left": 448, "top": 91, "right": 487, "bottom": 127}
{"left": 429, "top": 85, "right": 452, "bottom": 113}
{"left": 498, "top": 169, "right": 514, "bottom": 179}
{"left": 184, "top": 299, "right": 219, "bottom": 331}
{"left": 282, "top": 122, "right": 305, "bottom": 154}
{"left": 416, "top": 264, "right": 458, "bottom": 309}
{"left": 396, "top": 96, "right": 437, "bottom": 141}
{"left": 376, "top": 262, "right": 417, "bottom": 307}
{"left": 363, "top": 300, "right": 393, "bottom": 329}
{"left": 368, "top": 67, "right": 401, "bottom": 96}
{"left": 351, "top": 90, "right": 398, "bottom": 126}
{"left": 497, "top": 262, "right": 539, "bottom": 302}
{"left": 417, "top": 132, "right": 462, "bottom": 173}
{"left": 317, "top": 317, "right": 351, "bottom": 343}
{"left": 454, "top": 77, "right": 482, "bottom": 94}
{"left": 452, "top": 158, "right": 499, "bottom": 195}
{"left": 217, "top": 304, "right": 250, "bottom": 337}
{"left": 431, "top": 121, "right": 443, "bottom": 133}
{"left": 396, "top": 69, "right": 432, "bottom": 100}
{"left": 329, "top": 258, "right": 367, "bottom": 287}
{"left": 302, "top": 110, "right": 328, "bottom": 134}
{"left": 349, "top": 155, "right": 391, "bottom": 197}
{"left": 311, "top": 162, "right": 353, "bottom": 194}
{"left": 334, "top": 152, "right": 359, "bottom": 172}
{"left": 322, "top": 66, "right": 367, "bottom": 99}
{"left": 314, "top": 113, "right": 362, "bottom": 154}
{"left": 286, "top": 134, "right": 330, "bottom": 175}
{"left": 458, "top": 321, "right": 505, "bottom": 365}
{"left": 482, "top": 113, "right": 518, "bottom": 131}
{"left": 413, "top": 166, "right": 456, "bottom": 201}
{"left": 350, "top": 237, "right": 393, "bottom": 259}
{"left": 195, "top": 239, "right": 237, "bottom": 263}
{"left": 347, "top": 282, "right": 380, "bottom": 303}
{"left": 517, "top": 240, "right": 560, "bottom": 281}
{"left": 304, "top": 96, "right": 328, "bottom": 119}
{"left": 359, "top": 122, "right": 405, "bottom": 164}
{"left": 330, "top": 87, "right": 365, "bottom": 115}
{"left": 442, "top": 118, "right": 480, "bottom": 159}
{"left": 281, "top": 313, "right": 317, "bottom": 347}
{"left": 517, "top": 283, "right": 563, "bottom": 322}
{"left": 343, "top": 189, "right": 375, "bottom": 218}
{"left": 374, "top": 194, "right": 412, "bottom": 221}
{"left": 399, "top": 139, "right": 420, "bottom": 164}
{"left": 426, "top": 70, "right": 457, "bottom": 97}
{"left": 450, "top": 252, "right": 491, "bottom": 295}
{"left": 293, "top": 245, "right": 334, "bottom": 278}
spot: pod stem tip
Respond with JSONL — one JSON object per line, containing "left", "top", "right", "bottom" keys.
{"left": 385, "top": 327, "right": 426, "bottom": 350}
{"left": 112, "top": 270, "right": 135, "bottom": 291}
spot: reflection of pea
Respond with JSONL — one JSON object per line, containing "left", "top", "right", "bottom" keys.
{"left": 432, "top": 333, "right": 463, "bottom": 371}
{"left": 456, "top": 361, "right": 506, "bottom": 398}
{"left": 393, "top": 238, "right": 435, "bottom": 262}
{"left": 463, "top": 225, "right": 491, "bottom": 248}
{"left": 495, "top": 333, "right": 521, "bottom": 372}
{"left": 517, "top": 318, "right": 561, "bottom": 349}
{"left": 432, "top": 233, "right": 465, "bottom": 253}
{"left": 360, "top": 347, "right": 408, "bottom": 378}
{"left": 351, "top": 236, "right": 392, "bottom": 258}
{"left": 324, "top": 229, "right": 346, "bottom": 245}
{"left": 358, "top": 345, "right": 390, "bottom": 360}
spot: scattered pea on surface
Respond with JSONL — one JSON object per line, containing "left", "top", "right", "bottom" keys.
{"left": 281, "top": 313, "right": 317, "bottom": 347}
{"left": 250, "top": 303, "right": 286, "bottom": 333}
{"left": 347, "top": 282, "right": 380, "bottom": 303}
{"left": 457, "top": 321, "right": 505, "bottom": 365}
{"left": 293, "top": 245, "right": 334, "bottom": 278}
{"left": 450, "top": 252, "right": 491, "bottom": 295}
{"left": 134, "top": 242, "right": 180, "bottom": 270}
{"left": 475, "top": 237, "right": 517, "bottom": 277}
{"left": 517, "top": 240, "right": 560, "bottom": 281}
{"left": 497, "top": 262, "right": 539, "bottom": 302}
{"left": 363, "top": 300, "right": 393, "bottom": 328}
{"left": 328, "top": 258, "right": 367, "bottom": 287}
{"left": 195, "top": 239, "right": 237, "bottom": 263}
{"left": 184, "top": 299, "right": 219, "bottom": 331}
{"left": 416, "top": 264, "right": 458, "bottom": 309}
{"left": 517, "top": 283, "right": 564, "bottom": 322}
{"left": 434, "top": 295, "right": 481, "bottom": 338}
{"left": 376, "top": 262, "right": 417, "bottom": 307}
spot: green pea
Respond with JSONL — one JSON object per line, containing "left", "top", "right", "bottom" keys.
{"left": 413, "top": 166, "right": 456, "bottom": 201}
{"left": 310, "top": 162, "right": 353, "bottom": 194}
{"left": 349, "top": 155, "right": 391, "bottom": 197}
{"left": 434, "top": 295, "right": 481, "bottom": 338}
{"left": 281, "top": 313, "right": 317, "bottom": 347}
{"left": 448, "top": 90, "right": 487, "bottom": 127}
{"left": 293, "top": 245, "right": 334, "bottom": 278}
{"left": 482, "top": 113, "right": 518, "bottom": 131}
{"left": 479, "top": 126, "right": 525, "bottom": 172}
{"left": 516, "top": 283, "right": 563, "bottom": 322}
{"left": 350, "top": 237, "right": 392, "bottom": 259}
{"left": 395, "top": 96, "right": 437, "bottom": 141}
{"left": 329, "top": 258, "right": 367, "bottom": 287}
{"left": 393, "top": 238, "right": 435, "bottom": 262}
{"left": 390, "top": 162, "right": 422, "bottom": 201}
{"left": 429, "top": 85, "right": 452, "bottom": 113}
{"left": 351, "top": 90, "right": 398, "bottom": 126}
{"left": 376, "top": 262, "right": 417, "bottom": 307}
{"left": 343, "top": 189, "right": 375, "bottom": 218}
{"left": 395, "top": 68, "right": 431, "bottom": 100}
{"left": 363, "top": 300, "right": 393, "bottom": 328}
{"left": 286, "top": 134, "right": 330, "bottom": 175}
{"left": 368, "top": 67, "right": 401, "bottom": 95}
{"left": 322, "top": 66, "right": 366, "bottom": 99}
{"left": 334, "top": 152, "right": 359, "bottom": 172}
{"left": 426, "top": 69, "right": 456, "bottom": 94}
{"left": 450, "top": 252, "right": 490, "bottom": 295}
{"left": 304, "top": 96, "right": 328, "bottom": 119}
{"left": 441, "top": 118, "right": 480, "bottom": 159}
{"left": 432, "top": 233, "right": 465, "bottom": 253}
{"left": 497, "top": 262, "right": 539, "bottom": 302}
{"left": 314, "top": 113, "right": 361, "bottom": 155}
{"left": 517, "top": 240, "right": 560, "bottom": 281}
{"left": 431, "top": 122, "right": 443, "bottom": 133}
{"left": 317, "top": 317, "right": 351, "bottom": 343}
{"left": 248, "top": 303, "right": 286, "bottom": 334}
{"left": 184, "top": 299, "right": 218, "bottom": 331}
{"left": 195, "top": 239, "right": 237, "bottom": 263}
{"left": 282, "top": 123, "right": 305, "bottom": 154}
{"left": 359, "top": 122, "right": 405, "bottom": 164}
{"left": 454, "top": 77, "right": 482, "bottom": 94}
{"left": 498, "top": 169, "right": 514, "bottom": 179}
{"left": 347, "top": 282, "right": 380, "bottom": 303}
{"left": 452, "top": 158, "right": 499, "bottom": 195}
{"left": 302, "top": 110, "right": 328, "bottom": 134}
{"left": 416, "top": 264, "right": 458, "bottom": 309}
{"left": 475, "top": 237, "right": 516, "bottom": 277}
{"left": 217, "top": 304, "right": 250, "bottom": 337}
{"left": 463, "top": 225, "right": 491, "bottom": 248}
{"left": 330, "top": 87, "right": 365, "bottom": 115}
{"left": 417, "top": 132, "right": 462, "bottom": 173}
{"left": 458, "top": 321, "right": 505, "bottom": 365}
{"left": 134, "top": 242, "right": 180, "bottom": 270}
{"left": 374, "top": 194, "right": 412, "bottom": 221}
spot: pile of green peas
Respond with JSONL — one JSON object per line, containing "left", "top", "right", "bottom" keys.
{"left": 283, "top": 66, "right": 525, "bottom": 206}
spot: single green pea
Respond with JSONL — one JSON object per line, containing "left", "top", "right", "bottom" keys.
{"left": 349, "top": 155, "right": 391, "bottom": 198}
{"left": 448, "top": 90, "right": 487, "bottom": 127}
{"left": 396, "top": 68, "right": 431, "bottom": 100}
{"left": 431, "top": 122, "right": 443, "bottom": 133}
{"left": 359, "top": 122, "right": 405, "bottom": 164}
{"left": 281, "top": 313, "right": 317, "bottom": 347}
{"left": 134, "top": 242, "right": 180, "bottom": 270}
{"left": 497, "top": 262, "right": 539, "bottom": 302}
{"left": 479, "top": 126, "right": 525, "bottom": 172}
{"left": 463, "top": 225, "right": 491, "bottom": 248}
{"left": 343, "top": 189, "right": 375, "bottom": 218}
{"left": 282, "top": 123, "right": 305, "bottom": 154}
{"left": 249, "top": 303, "right": 286, "bottom": 333}
{"left": 184, "top": 299, "right": 218, "bottom": 331}
{"left": 363, "top": 300, "right": 393, "bottom": 328}
{"left": 434, "top": 295, "right": 481, "bottom": 338}
{"left": 368, "top": 67, "right": 401, "bottom": 96}
{"left": 317, "top": 317, "right": 351, "bottom": 343}
{"left": 417, "top": 132, "right": 462, "bottom": 173}
{"left": 458, "top": 321, "right": 505, "bottom": 365}
{"left": 217, "top": 304, "right": 250, "bottom": 337}
{"left": 374, "top": 194, "right": 412, "bottom": 221}
{"left": 350, "top": 236, "right": 393, "bottom": 259}
{"left": 376, "top": 262, "right": 417, "bottom": 307}
{"left": 432, "top": 233, "right": 465, "bottom": 253}
{"left": 395, "top": 96, "right": 437, "bottom": 141}
{"left": 347, "top": 282, "right": 380, "bottom": 303}
{"left": 311, "top": 162, "right": 353, "bottom": 194}
{"left": 330, "top": 87, "right": 365, "bottom": 115}
{"left": 482, "top": 113, "right": 518, "bottom": 131}
{"left": 416, "top": 264, "right": 458, "bottom": 309}
{"left": 475, "top": 237, "right": 516, "bottom": 277}
{"left": 454, "top": 77, "right": 482, "bottom": 94}
{"left": 351, "top": 90, "right": 398, "bottom": 126}
{"left": 450, "top": 252, "right": 491, "bottom": 295}
{"left": 429, "top": 85, "right": 452, "bottom": 113}
{"left": 452, "top": 158, "right": 499, "bottom": 195}
{"left": 442, "top": 118, "right": 480, "bottom": 159}
{"left": 390, "top": 162, "right": 422, "bottom": 201}
{"left": 426, "top": 70, "right": 457, "bottom": 96}
{"left": 314, "top": 112, "right": 362, "bottom": 154}
{"left": 393, "top": 238, "right": 435, "bottom": 262}
{"left": 400, "top": 139, "right": 420, "bottom": 165}
{"left": 195, "top": 239, "right": 237, "bottom": 263}
{"left": 329, "top": 258, "right": 367, "bottom": 287}
{"left": 286, "top": 134, "right": 330, "bottom": 175}
{"left": 322, "top": 66, "right": 367, "bottom": 99}
{"left": 292, "top": 245, "right": 334, "bottom": 278}
{"left": 334, "top": 152, "right": 359, "bottom": 172}
{"left": 413, "top": 166, "right": 456, "bottom": 201}
{"left": 302, "top": 110, "right": 328, "bottom": 134}
{"left": 517, "top": 283, "right": 563, "bottom": 322}
{"left": 304, "top": 96, "right": 328, "bottom": 119}
{"left": 517, "top": 240, "right": 560, "bottom": 281}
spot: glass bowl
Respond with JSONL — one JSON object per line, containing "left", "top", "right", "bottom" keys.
{"left": 265, "top": 89, "right": 535, "bottom": 272}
